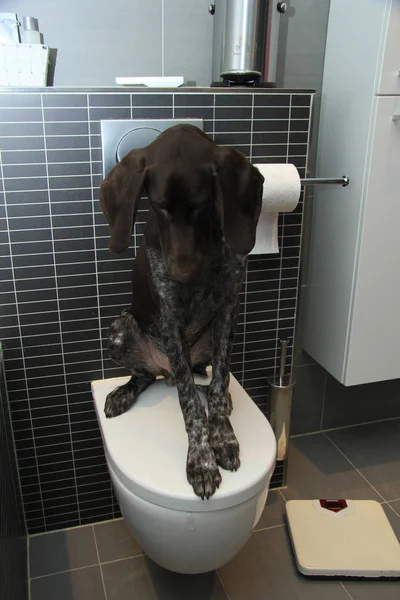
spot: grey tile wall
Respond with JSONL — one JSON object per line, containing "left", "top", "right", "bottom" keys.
{"left": 0, "top": 88, "right": 313, "bottom": 532}
{"left": 290, "top": 362, "right": 326, "bottom": 436}
{"left": 0, "top": 344, "right": 28, "bottom": 600}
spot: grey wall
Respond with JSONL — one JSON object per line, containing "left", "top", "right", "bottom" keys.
{"left": 3, "top": 0, "right": 331, "bottom": 91}
{"left": 277, "top": 0, "right": 331, "bottom": 176}
{"left": 0, "top": 345, "right": 27, "bottom": 600}
{"left": 277, "top": 0, "right": 331, "bottom": 92}
{"left": 2, "top": 0, "right": 331, "bottom": 91}
{"left": 1, "top": 0, "right": 213, "bottom": 87}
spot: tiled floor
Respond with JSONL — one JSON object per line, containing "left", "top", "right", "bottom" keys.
{"left": 29, "top": 418, "right": 400, "bottom": 600}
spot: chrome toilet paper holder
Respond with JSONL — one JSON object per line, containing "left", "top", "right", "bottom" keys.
{"left": 300, "top": 175, "right": 349, "bottom": 186}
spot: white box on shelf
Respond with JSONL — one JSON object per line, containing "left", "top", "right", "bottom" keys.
{"left": 0, "top": 13, "right": 20, "bottom": 44}
{"left": 0, "top": 43, "right": 49, "bottom": 86}
{"left": 115, "top": 76, "right": 184, "bottom": 88}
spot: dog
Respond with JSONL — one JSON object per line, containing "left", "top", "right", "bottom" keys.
{"left": 100, "top": 124, "right": 264, "bottom": 499}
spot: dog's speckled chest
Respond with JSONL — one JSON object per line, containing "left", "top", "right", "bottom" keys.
{"left": 147, "top": 245, "right": 246, "bottom": 344}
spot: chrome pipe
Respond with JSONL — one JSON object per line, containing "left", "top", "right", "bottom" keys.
{"left": 300, "top": 176, "right": 350, "bottom": 187}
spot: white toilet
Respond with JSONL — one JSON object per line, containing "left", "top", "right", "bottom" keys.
{"left": 92, "top": 372, "right": 277, "bottom": 574}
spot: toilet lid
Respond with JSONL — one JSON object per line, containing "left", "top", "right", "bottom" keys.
{"left": 92, "top": 373, "right": 276, "bottom": 512}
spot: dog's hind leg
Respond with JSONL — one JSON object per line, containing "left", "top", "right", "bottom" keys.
{"left": 104, "top": 308, "right": 156, "bottom": 418}
{"left": 104, "top": 374, "right": 154, "bottom": 418}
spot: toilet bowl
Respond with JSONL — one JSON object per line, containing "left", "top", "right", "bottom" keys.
{"left": 92, "top": 372, "right": 277, "bottom": 574}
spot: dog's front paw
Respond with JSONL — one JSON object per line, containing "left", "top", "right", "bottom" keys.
{"left": 104, "top": 384, "right": 135, "bottom": 418}
{"left": 209, "top": 415, "right": 240, "bottom": 471}
{"left": 186, "top": 443, "right": 222, "bottom": 500}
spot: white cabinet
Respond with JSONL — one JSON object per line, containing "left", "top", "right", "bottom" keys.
{"left": 347, "top": 96, "right": 400, "bottom": 384}
{"left": 303, "top": 0, "right": 400, "bottom": 385}
{"left": 377, "top": 1, "right": 400, "bottom": 95}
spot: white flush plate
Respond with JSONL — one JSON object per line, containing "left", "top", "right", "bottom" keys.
{"left": 101, "top": 118, "right": 203, "bottom": 178}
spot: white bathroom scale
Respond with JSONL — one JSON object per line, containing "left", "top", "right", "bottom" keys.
{"left": 286, "top": 499, "right": 400, "bottom": 577}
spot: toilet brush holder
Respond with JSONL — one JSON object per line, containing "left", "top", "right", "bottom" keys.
{"left": 267, "top": 373, "right": 295, "bottom": 461}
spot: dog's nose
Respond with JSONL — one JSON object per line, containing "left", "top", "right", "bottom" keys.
{"left": 169, "top": 257, "right": 202, "bottom": 282}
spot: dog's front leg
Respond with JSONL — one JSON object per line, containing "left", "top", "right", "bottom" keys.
{"left": 161, "top": 303, "right": 222, "bottom": 498}
{"left": 208, "top": 296, "right": 241, "bottom": 471}
{"left": 149, "top": 259, "right": 221, "bottom": 499}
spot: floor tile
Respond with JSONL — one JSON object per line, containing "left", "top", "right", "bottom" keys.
{"left": 341, "top": 578, "right": 400, "bottom": 599}
{"left": 30, "top": 566, "right": 106, "bottom": 600}
{"left": 385, "top": 500, "right": 400, "bottom": 539}
{"left": 94, "top": 518, "right": 142, "bottom": 563}
{"left": 255, "top": 490, "right": 286, "bottom": 530}
{"left": 29, "top": 525, "right": 98, "bottom": 578}
{"left": 389, "top": 498, "right": 400, "bottom": 512}
{"left": 282, "top": 433, "right": 381, "bottom": 501}
{"left": 102, "top": 556, "right": 228, "bottom": 600}
{"left": 327, "top": 421, "right": 400, "bottom": 501}
{"left": 219, "top": 526, "right": 350, "bottom": 600}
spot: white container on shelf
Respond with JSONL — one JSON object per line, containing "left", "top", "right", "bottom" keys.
{"left": 0, "top": 42, "right": 49, "bottom": 86}
{"left": 21, "top": 16, "right": 41, "bottom": 44}
{"left": 21, "top": 29, "right": 41, "bottom": 44}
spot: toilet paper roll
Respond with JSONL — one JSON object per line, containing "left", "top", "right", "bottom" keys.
{"left": 251, "top": 163, "right": 301, "bottom": 254}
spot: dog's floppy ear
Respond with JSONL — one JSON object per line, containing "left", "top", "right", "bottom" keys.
{"left": 100, "top": 149, "right": 147, "bottom": 254}
{"left": 213, "top": 147, "right": 264, "bottom": 255}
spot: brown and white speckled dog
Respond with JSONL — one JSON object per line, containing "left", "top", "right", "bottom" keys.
{"left": 100, "top": 124, "right": 264, "bottom": 500}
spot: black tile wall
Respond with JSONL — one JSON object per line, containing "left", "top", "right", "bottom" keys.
{"left": 0, "top": 89, "right": 313, "bottom": 533}
{"left": 0, "top": 345, "right": 28, "bottom": 600}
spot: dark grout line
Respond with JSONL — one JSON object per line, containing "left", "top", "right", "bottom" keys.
{"left": 254, "top": 523, "right": 285, "bottom": 534}
{"left": 29, "top": 517, "right": 124, "bottom": 538}
{"left": 30, "top": 563, "right": 100, "bottom": 581}
{"left": 291, "top": 415, "right": 399, "bottom": 439}
{"left": 323, "top": 432, "right": 387, "bottom": 502}
{"left": 319, "top": 370, "right": 328, "bottom": 430}
{"left": 92, "top": 524, "right": 108, "bottom": 600}
{"left": 29, "top": 523, "right": 92, "bottom": 538}
{"left": 216, "top": 569, "right": 231, "bottom": 600}
{"left": 278, "top": 489, "right": 287, "bottom": 503}
{"left": 27, "top": 536, "right": 32, "bottom": 600}
{"left": 387, "top": 501, "right": 400, "bottom": 519}
{"left": 100, "top": 554, "right": 146, "bottom": 566}
{"left": 340, "top": 581, "right": 354, "bottom": 600}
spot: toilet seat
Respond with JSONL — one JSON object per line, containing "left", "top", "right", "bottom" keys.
{"left": 92, "top": 373, "right": 276, "bottom": 512}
